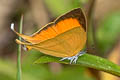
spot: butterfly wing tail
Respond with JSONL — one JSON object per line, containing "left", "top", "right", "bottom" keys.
{"left": 16, "top": 39, "right": 32, "bottom": 51}
{"left": 11, "top": 23, "right": 35, "bottom": 43}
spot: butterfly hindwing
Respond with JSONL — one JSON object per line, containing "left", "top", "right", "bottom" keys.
{"left": 26, "top": 27, "right": 86, "bottom": 57}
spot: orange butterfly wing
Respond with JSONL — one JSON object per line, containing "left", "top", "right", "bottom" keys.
{"left": 13, "top": 8, "right": 87, "bottom": 57}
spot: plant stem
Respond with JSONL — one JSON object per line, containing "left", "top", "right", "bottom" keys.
{"left": 17, "top": 15, "right": 23, "bottom": 80}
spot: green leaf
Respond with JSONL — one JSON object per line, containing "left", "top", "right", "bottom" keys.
{"left": 34, "top": 53, "right": 120, "bottom": 77}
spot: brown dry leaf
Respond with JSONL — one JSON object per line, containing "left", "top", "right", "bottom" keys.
{"left": 0, "top": 0, "right": 17, "bottom": 56}
{"left": 24, "top": 0, "right": 49, "bottom": 35}
{"left": 29, "top": 0, "right": 49, "bottom": 27}
{"left": 94, "top": 0, "right": 120, "bottom": 22}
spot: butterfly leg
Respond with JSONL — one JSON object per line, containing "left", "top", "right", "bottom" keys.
{"left": 60, "top": 51, "right": 86, "bottom": 64}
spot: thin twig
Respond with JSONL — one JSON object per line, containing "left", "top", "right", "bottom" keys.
{"left": 84, "top": 0, "right": 97, "bottom": 55}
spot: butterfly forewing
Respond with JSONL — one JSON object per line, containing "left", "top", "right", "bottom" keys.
{"left": 28, "top": 8, "right": 86, "bottom": 43}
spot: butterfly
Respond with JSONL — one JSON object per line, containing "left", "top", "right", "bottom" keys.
{"left": 11, "top": 8, "right": 87, "bottom": 64}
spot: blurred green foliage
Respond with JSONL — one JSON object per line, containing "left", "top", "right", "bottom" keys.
{"left": 0, "top": 50, "right": 95, "bottom": 80}
{"left": 97, "top": 11, "right": 120, "bottom": 54}
{"left": 0, "top": 59, "right": 16, "bottom": 80}
{"left": 44, "top": 0, "right": 88, "bottom": 16}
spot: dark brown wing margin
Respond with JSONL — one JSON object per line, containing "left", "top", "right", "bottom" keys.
{"left": 55, "top": 8, "right": 86, "bottom": 31}
{"left": 32, "top": 8, "right": 86, "bottom": 36}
